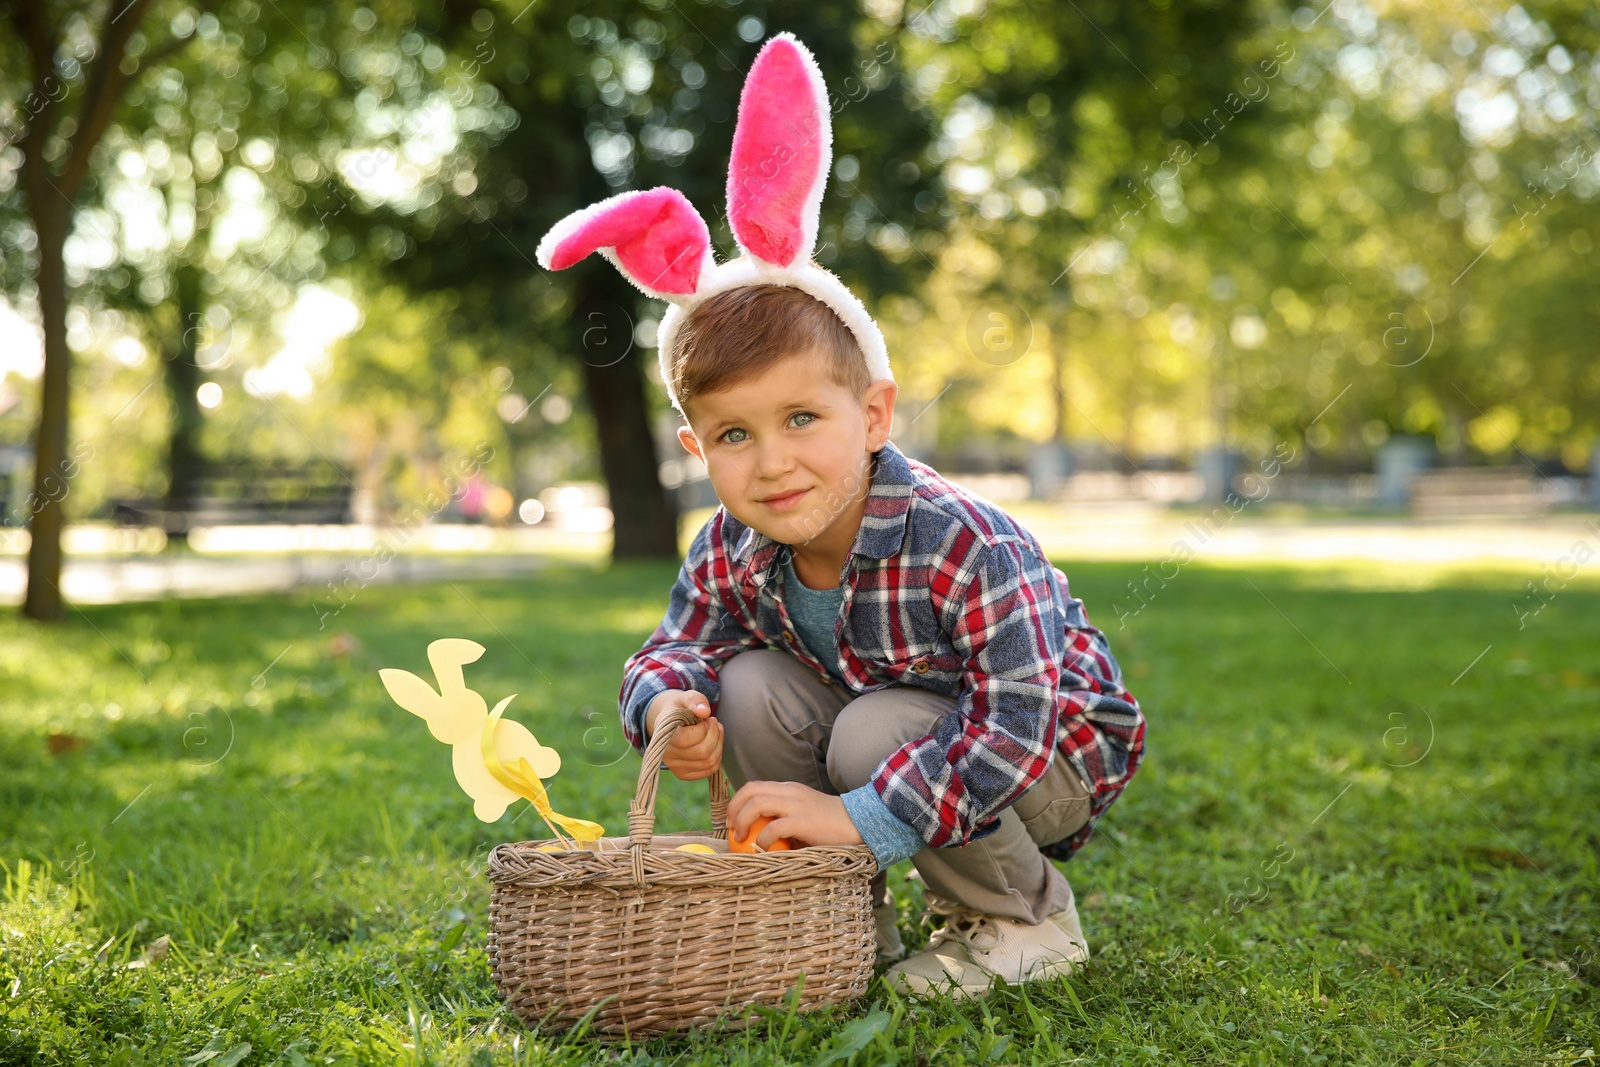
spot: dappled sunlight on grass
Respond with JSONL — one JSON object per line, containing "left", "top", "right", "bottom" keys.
{"left": 1193, "top": 554, "right": 1600, "bottom": 593}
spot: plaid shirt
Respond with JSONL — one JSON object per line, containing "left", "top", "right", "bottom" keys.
{"left": 617, "top": 439, "right": 1145, "bottom": 860}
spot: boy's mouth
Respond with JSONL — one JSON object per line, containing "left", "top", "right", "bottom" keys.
{"left": 758, "top": 488, "right": 809, "bottom": 511}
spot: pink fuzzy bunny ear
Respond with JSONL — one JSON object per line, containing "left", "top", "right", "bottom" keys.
{"left": 535, "top": 187, "right": 712, "bottom": 302}
{"left": 727, "top": 33, "right": 833, "bottom": 269}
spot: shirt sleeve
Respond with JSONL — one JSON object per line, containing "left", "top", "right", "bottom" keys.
{"left": 869, "top": 536, "right": 1066, "bottom": 849}
{"left": 617, "top": 513, "right": 764, "bottom": 755}
{"left": 1041, "top": 576, "right": 1147, "bottom": 859}
{"left": 840, "top": 783, "right": 927, "bottom": 869}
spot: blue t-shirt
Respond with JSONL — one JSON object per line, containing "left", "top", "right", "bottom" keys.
{"left": 778, "top": 548, "right": 847, "bottom": 682}
{"left": 778, "top": 546, "right": 925, "bottom": 866}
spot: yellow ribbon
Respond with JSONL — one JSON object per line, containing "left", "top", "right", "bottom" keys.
{"left": 481, "top": 697, "right": 606, "bottom": 849}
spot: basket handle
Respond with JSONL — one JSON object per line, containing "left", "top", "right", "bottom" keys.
{"left": 628, "top": 704, "right": 731, "bottom": 858}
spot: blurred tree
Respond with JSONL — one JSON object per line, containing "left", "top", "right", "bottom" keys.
{"left": 908, "top": 0, "right": 1599, "bottom": 478}
{"left": 90, "top": 0, "right": 349, "bottom": 543}
{"left": 0, "top": 0, "right": 214, "bottom": 619}
{"left": 287, "top": 0, "right": 942, "bottom": 560}
{"left": 2, "top": 0, "right": 498, "bottom": 560}
{"left": 851, "top": 0, "right": 1285, "bottom": 477}
{"left": 324, "top": 279, "right": 491, "bottom": 513}
{"left": 1165, "top": 0, "right": 1600, "bottom": 469}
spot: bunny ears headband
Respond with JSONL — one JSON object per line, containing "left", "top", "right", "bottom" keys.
{"left": 534, "top": 33, "right": 894, "bottom": 418}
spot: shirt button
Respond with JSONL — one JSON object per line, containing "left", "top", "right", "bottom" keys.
{"left": 782, "top": 629, "right": 796, "bottom": 642}
{"left": 912, "top": 660, "right": 930, "bottom": 674}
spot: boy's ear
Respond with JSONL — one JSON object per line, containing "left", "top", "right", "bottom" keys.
{"left": 677, "top": 424, "right": 705, "bottom": 462}
{"left": 864, "top": 379, "right": 897, "bottom": 451}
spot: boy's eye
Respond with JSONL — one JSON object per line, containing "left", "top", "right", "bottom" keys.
{"left": 719, "top": 412, "right": 816, "bottom": 443}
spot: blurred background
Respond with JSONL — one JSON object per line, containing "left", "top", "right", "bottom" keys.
{"left": 2, "top": 0, "right": 1597, "bottom": 608}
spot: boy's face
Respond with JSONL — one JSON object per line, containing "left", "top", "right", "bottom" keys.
{"left": 676, "top": 347, "right": 896, "bottom": 548}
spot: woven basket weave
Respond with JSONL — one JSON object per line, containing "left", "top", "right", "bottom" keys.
{"left": 486, "top": 705, "right": 878, "bottom": 1037}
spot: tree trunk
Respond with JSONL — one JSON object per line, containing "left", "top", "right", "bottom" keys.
{"left": 14, "top": 0, "right": 168, "bottom": 619}
{"left": 162, "top": 264, "right": 206, "bottom": 546}
{"left": 573, "top": 273, "right": 679, "bottom": 561}
{"left": 22, "top": 199, "right": 72, "bottom": 621}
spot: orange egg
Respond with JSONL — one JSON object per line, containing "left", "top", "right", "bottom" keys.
{"left": 728, "top": 815, "right": 794, "bottom": 853}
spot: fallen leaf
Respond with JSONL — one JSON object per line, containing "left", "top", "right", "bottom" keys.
{"left": 127, "top": 934, "right": 170, "bottom": 970}
{"left": 1463, "top": 845, "right": 1538, "bottom": 869}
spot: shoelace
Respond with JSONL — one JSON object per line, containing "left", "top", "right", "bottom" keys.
{"left": 925, "top": 901, "right": 1001, "bottom": 953}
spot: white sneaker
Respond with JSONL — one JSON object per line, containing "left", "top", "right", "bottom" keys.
{"left": 883, "top": 896, "right": 1089, "bottom": 998}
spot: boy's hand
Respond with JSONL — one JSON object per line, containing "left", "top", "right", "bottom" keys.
{"left": 644, "top": 690, "right": 723, "bottom": 782}
{"left": 727, "top": 781, "right": 866, "bottom": 849}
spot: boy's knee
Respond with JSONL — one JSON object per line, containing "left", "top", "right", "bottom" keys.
{"left": 713, "top": 648, "right": 782, "bottom": 724}
{"left": 824, "top": 728, "right": 875, "bottom": 793}
{"left": 826, "top": 688, "right": 949, "bottom": 792}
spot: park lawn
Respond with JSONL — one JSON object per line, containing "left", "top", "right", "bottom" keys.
{"left": 1, "top": 557, "right": 1596, "bottom": 1066}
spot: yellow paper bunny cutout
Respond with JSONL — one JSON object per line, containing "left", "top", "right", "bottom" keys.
{"left": 378, "top": 639, "right": 604, "bottom": 845}
{"left": 479, "top": 694, "right": 605, "bottom": 847}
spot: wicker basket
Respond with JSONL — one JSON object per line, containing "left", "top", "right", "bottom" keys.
{"left": 485, "top": 705, "right": 878, "bottom": 1037}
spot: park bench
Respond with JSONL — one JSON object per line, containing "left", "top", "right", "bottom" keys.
{"left": 1409, "top": 467, "right": 1549, "bottom": 517}
{"left": 112, "top": 462, "right": 354, "bottom": 535}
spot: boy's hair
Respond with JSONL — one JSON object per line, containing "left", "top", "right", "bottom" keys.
{"left": 670, "top": 284, "right": 868, "bottom": 423}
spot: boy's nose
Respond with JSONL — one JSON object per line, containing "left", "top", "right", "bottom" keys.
{"left": 753, "top": 442, "right": 797, "bottom": 480}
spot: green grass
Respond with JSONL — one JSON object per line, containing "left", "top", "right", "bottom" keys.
{"left": 2, "top": 557, "right": 1596, "bottom": 1065}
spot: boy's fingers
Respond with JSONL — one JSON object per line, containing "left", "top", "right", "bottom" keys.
{"left": 668, "top": 722, "right": 721, "bottom": 780}
{"left": 668, "top": 755, "right": 714, "bottom": 780}
{"left": 760, "top": 817, "right": 801, "bottom": 850}
{"left": 671, "top": 720, "right": 709, "bottom": 747}
{"left": 655, "top": 694, "right": 709, "bottom": 736}
{"left": 730, "top": 788, "right": 779, "bottom": 838}
{"left": 688, "top": 720, "right": 723, "bottom": 756}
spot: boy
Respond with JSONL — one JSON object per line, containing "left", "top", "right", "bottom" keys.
{"left": 617, "top": 283, "right": 1146, "bottom": 999}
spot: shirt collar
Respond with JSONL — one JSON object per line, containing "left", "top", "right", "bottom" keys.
{"left": 730, "top": 439, "right": 915, "bottom": 589}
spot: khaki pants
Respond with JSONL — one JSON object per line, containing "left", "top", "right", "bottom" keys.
{"left": 714, "top": 648, "right": 1092, "bottom": 924}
